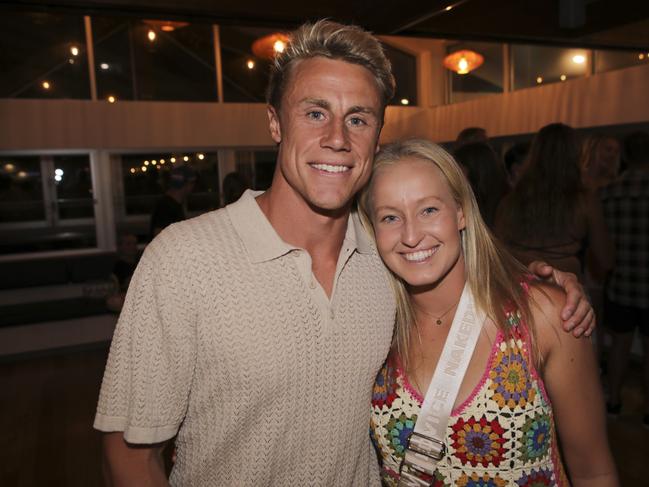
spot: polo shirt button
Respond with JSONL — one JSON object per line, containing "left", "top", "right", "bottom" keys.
{"left": 329, "top": 310, "right": 335, "bottom": 320}
{"left": 309, "top": 279, "right": 316, "bottom": 289}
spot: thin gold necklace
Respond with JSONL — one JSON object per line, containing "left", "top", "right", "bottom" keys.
{"left": 417, "top": 299, "right": 460, "bottom": 326}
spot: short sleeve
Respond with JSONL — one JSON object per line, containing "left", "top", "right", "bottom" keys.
{"left": 94, "top": 234, "right": 197, "bottom": 444}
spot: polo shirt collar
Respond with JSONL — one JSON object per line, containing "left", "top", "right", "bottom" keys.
{"left": 227, "top": 190, "right": 374, "bottom": 263}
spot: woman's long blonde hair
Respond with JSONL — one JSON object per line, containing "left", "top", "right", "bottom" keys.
{"left": 358, "top": 139, "right": 535, "bottom": 370}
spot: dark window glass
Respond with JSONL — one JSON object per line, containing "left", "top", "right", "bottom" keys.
{"left": 448, "top": 41, "right": 503, "bottom": 103}
{"left": 0, "top": 156, "right": 44, "bottom": 222}
{"left": 53, "top": 155, "right": 94, "bottom": 219}
{"left": 595, "top": 49, "right": 649, "bottom": 73}
{"left": 120, "top": 152, "right": 219, "bottom": 216}
{"left": 220, "top": 26, "right": 277, "bottom": 103}
{"left": 383, "top": 44, "right": 417, "bottom": 106}
{"left": 0, "top": 11, "right": 90, "bottom": 99}
{"left": 92, "top": 17, "right": 216, "bottom": 102}
{"left": 513, "top": 44, "right": 589, "bottom": 89}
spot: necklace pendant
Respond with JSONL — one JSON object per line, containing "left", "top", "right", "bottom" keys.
{"left": 436, "top": 319, "right": 442, "bottom": 325}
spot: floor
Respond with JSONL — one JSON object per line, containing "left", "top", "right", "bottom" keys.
{"left": 0, "top": 345, "right": 647, "bottom": 486}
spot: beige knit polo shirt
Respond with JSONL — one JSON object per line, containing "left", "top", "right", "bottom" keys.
{"left": 94, "top": 190, "right": 396, "bottom": 486}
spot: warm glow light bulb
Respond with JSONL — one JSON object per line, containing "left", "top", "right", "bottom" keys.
{"left": 141, "top": 166, "right": 147, "bottom": 172}
{"left": 100, "top": 63, "right": 109, "bottom": 70}
{"left": 148, "top": 30, "right": 157, "bottom": 42}
{"left": 445, "top": 5, "right": 453, "bottom": 11}
{"left": 273, "top": 39, "right": 286, "bottom": 53}
{"left": 42, "top": 81, "right": 51, "bottom": 90}
{"left": 170, "top": 157, "right": 176, "bottom": 163}
{"left": 151, "top": 160, "right": 157, "bottom": 165}
{"left": 107, "top": 95, "right": 116, "bottom": 103}
{"left": 572, "top": 54, "right": 586, "bottom": 64}
{"left": 457, "top": 57, "right": 469, "bottom": 74}
{"left": 4, "top": 163, "right": 15, "bottom": 173}
{"left": 536, "top": 76, "right": 543, "bottom": 84}
{"left": 400, "top": 98, "right": 409, "bottom": 105}
{"left": 246, "top": 59, "right": 255, "bottom": 70}
{"left": 17, "top": 171, "right": 28, "bottom": 179}
{"left": 70, "top": 46, "right": 79, "bottom": 56}
{"left": 560, "top": 74, "right": 567, "bottom": 81}
{"left": 160, "top": 159, "right": 165, "bottom": 164}
{"left": 130, "top": 168, "right": 136, "bottom": 174}
{"left": 144, "top": 161, "right": 149, "bottom": 166}
{"left": 183, "top": 156, "right": 189, "bottom": 162}
{"left": 197, "top": 153, "right": 205, "bottom": 160}
{"left": 640, "top": 54, "right": 645, "bottom": 60}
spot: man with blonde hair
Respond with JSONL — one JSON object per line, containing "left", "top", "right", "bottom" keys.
{"left": 95, "top": 20, "right": 593, "bottom": 486}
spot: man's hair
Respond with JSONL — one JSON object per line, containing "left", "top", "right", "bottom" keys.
{"left": 623, "top": 131, "right": 649, "bottom": 166}
{"left": 266, "top": 20, "right": 395, "bottom": 115}
{"left": 358, "top": 139, "right": 534, "bottom": 371}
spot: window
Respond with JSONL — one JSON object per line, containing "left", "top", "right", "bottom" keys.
{"left": 448, "top": 41, "right": 504, "bottom": 103}
{"left": 513, "top": 44, "right": 589, "bottom": 89}
{"left": 595, "top": 49, "right": 649, "bottom": 74}
{"left": 0, "top": 154, "right": 96, "bottom": 254}
{"left": 383, "top": 44, "right": 417, "bottom": 106}
{"left": 219, "top": 26, "right": 276, "bottom": 103}
{"left": 91, "top": 17, "right": 217, "bottom": 102}
{"left": 0, "top": 12, "right": 90, "bottom": 99}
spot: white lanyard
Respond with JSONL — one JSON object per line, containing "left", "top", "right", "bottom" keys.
{"left": 399, "top": 283, "right": 486, "bottom": 487}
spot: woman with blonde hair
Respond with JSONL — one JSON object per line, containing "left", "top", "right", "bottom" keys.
{"left": 360, "top": 139, "right": 617, "bottom": 486}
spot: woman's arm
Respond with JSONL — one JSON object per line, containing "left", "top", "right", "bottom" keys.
{"left": 530, "top": 284, "right": 619, "bottom": 487}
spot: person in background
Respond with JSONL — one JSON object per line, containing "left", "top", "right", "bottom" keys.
{"left": 106, "top": 233, "right": 141, "bottom": 313}
{"left": 504, "top": 141, "right": 530, "bottom": 188}
{"left": 149, "top": 165, "right": 196, "bottom": 240}
{"left": 453, "top": 141, "right": 508, "bottom": 229}
{"left": 600, "top": 131, "right": 649, "bottom": 427}
{"left": 582, "top": 134, "right": 621, "bottom": 191}
{"left": 222, "top": 171, "right": 249, "bottom": 205}
{"left": 455, "top": 126, "right": 488, "bottom": 148}
{"left": 360, "top": 139, "right": 618, "bottom": 486}
{"left": 496, "top": 123, "right": 613, "bottom": 283}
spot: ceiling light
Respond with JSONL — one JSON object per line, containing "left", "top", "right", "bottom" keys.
{"left": 147, "top": 30, "right": 156, "bottom": 42}
{"left": 443, "top": 50, "right": 484, "bottom": 75}
{"left": 143, "top": 20, "right": 189, "bottom": 33}
{"left": 572, "top": 54, "right": 586, "bottom": 64}
{"left": 70, "top": 46, "right": 79, "bottom": 56}
{"left": 252, "top": 33, "right": 290, "bottom": 60}
{"left": 536, "top": 76, "right": 543, "bottom": 84}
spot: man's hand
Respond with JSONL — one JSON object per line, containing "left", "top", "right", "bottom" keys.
{"left": 527, "top": 261, "right": 595, "bottom": 338}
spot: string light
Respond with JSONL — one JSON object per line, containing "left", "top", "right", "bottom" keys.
{"left": 107, "top": 95, "right": 117, "bottom": 103}
{"left": 130, "top": 168, "right": 136, "bottom": 174}
{"left": 246, "top": 59, "right": 255, "bottom": 70}
{"left": 70, "top": 46, "right": 79, "bottom": 56}
{"left": 197, "top": 153, "right": 205, "bottom": 160}
{"left": 400, "top": 98, "right": 409, "bottom": 105}
{"left": 273, "top": 39, "right": 286, "bottom": 53}
{"left": 536, "top": 76, "right": 543, "bottom": 84}
{"left": 42, "top": 81, "right": 51, "bottom": 90}
{"left": 147, "top": 30, "right": 156, "bottom": 42}
{"left": 160, "top": 159, "right": 165, "bottom": 164}
{"left": 141, "top": 166, "right": 147, "bottom": 172}
{"left": 170, "top": 157, "right": 176, "bottom": 163}
{"left": 560, "top": 74, "right": 567, "bottom": 81}
{"left": 100, "top": 63, "right": 110, "bottom": 70}
{"left": 183, "top": 156, "right": 189, "bottom": 162}
{"left": 144, "top": 161, "right": 149, "bottom": 166}
{"left": 572, "top": 54, "right": 586, "bottom": 64}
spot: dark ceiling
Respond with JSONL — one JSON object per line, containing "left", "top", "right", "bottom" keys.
{"left": 5, "top": 0, "right": 649, "bottom": 50}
